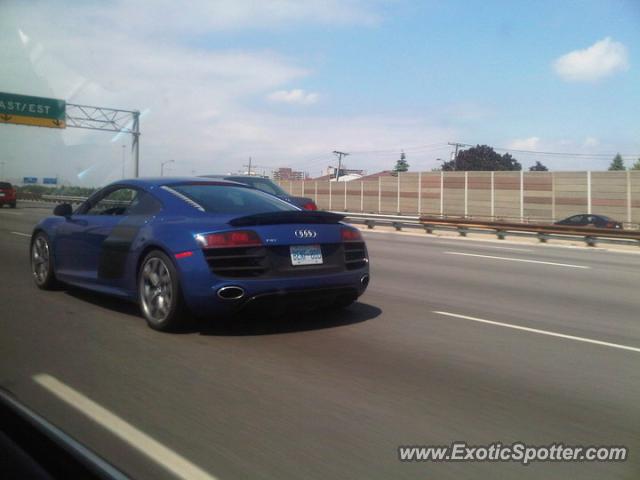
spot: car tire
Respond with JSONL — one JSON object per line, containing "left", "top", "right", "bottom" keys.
{"left": 31, "top": 232, "right": 58, "bottom": 290}
{"left": 10, "top": 201, "right": 16, "bottom": 209}
{"left": 138, "top": 250, "right": 188, "bottom": 331}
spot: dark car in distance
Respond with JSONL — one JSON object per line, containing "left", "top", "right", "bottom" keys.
{"left": 0, "top": 182, "right": 17, "bottom": 208}
{"left": 555, "top": 214, "right": 623, "bottom": 229}
{"left": 202, "top": 175, "right": 318, "bottom": 210}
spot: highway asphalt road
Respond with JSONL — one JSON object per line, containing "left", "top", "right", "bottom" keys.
{"left": 1, "top": 202, "right": 639, "bottom": 479}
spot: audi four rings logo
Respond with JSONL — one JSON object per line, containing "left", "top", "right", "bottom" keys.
{"left": 294, "top": 229, "right": 317, "bottom": 238}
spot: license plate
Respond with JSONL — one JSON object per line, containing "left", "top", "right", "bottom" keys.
{"left": 290, "top": 245, "right": 323, "bottom": 266}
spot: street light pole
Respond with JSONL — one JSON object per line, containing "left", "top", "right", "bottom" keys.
{"left": 121, "top": 145, "right": 126, "bottom": 179}
{"left": 161, "top": 159, "right": 174, "bottom": 177}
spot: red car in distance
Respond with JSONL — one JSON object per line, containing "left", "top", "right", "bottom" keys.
{"left": 0, "top": 182, "right": 17, "bottom": 208}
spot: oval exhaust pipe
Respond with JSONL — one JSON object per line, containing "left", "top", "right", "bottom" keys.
{"left": 217, "top": 286, "right": 245, "bottom": 301}
{"left": 360, "top": 274, "right": 370, "bottom": 287}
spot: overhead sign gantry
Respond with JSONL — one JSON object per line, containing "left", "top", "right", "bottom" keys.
{"left": 0, "top": 91, "right": 141, "bottom": 177}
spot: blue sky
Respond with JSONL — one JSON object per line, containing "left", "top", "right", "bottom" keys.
{"left": 1, "top": 0, "right": 639, "bottom": 184}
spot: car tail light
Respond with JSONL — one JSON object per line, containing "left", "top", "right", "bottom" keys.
{"left": 341, "top": 227, "right": 362, "bottom": 242}
{"left": 302, "top": 201, "right": 318, "bottom": 211}
{"left": 196, "top": 230, "right": 261, "bottom": 248}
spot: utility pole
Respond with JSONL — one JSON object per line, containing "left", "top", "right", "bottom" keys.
{"left": 447, "top": 142, "right": 467, "bottom": 170}
{"left": 244, "top": 157, "right": 252, "bottom": 175}
{"left": 0, "top": 161, "right": 5, "bottom": 180}
{"left": 333, "top": 151, "right": 349, "bottom": 181}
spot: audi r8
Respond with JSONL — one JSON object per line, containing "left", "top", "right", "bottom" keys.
{"left": 30, "top": 178, "right": 369, "bottom": 331}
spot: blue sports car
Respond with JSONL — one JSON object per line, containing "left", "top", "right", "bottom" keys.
{"left": 30, "top": 178, "right": 370, "bottom": 331}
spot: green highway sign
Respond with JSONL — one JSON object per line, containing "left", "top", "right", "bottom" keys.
{"left": 0, "top": 92, "right": 66, "bottom": 129}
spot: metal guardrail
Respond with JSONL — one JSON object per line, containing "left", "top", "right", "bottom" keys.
{"left": 334, "top": 211, "right": 640, "bottom": 247}
{"left": 17, "top": 193, "right": 89, "bottom": 204}
{"left": 42, "top": 194, "right": 88, "bottom": 204}
{"left": 15, "top": 196, "right": 640, "bottom": 247}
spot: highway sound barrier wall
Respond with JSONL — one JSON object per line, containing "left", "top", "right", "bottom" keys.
{"left": 277, "top": 171, "right": 640, "bottom": 226}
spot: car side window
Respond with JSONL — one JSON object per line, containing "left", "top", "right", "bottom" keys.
{"left": 85, "top": 188, "right": 139, "bottom": 216}
{"left": 567, "top": 215, "right": 585, "bottom": 224}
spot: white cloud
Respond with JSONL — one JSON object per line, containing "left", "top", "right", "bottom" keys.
{"left": 1, "top": 0, "right": 453, "bottom": 184}
{"left": 267, "top": 89, "right": 319, "bottom": 105}
{"left": 553, "top": 37, "right": 629, "bottom": 82}
{"left": 584, "top": 137, "right": 599, "bottom": 147}
{"left": 105, "top": 0, "right": 381, "bottom": 33}
{"left": 508, "top": 137, "right": 540, "bottom": 150}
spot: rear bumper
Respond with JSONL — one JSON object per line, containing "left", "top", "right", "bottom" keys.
{"left": 179, "top": 265, "right": 369, "bottom": 317}
{"left": 237, "top": 285, "right": 361, "bottom": 314}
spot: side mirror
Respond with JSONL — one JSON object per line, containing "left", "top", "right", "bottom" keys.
{"left": 54, "top": 203, "right": 73, "bottom": 217}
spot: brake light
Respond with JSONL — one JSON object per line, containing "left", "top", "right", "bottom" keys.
{"left": 341, "top": 227, "right": 362, "bottom": 242}
{"left": 302, "top": 201, "right": 318, "bottom": 211}
{"left": 196, "top": 230, "right": 261, "bottom": 248}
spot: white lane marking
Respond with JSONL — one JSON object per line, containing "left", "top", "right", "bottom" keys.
{"left": 433, "top": 311, "right": 640, "bottom": 354}
{"left": 360, "top": 228, "right": 640, "bottom": 255}
{"left": 462, "top": 245, "right": 533, "bottom": 253}
{"left": 0, "top": 211, "right": 23, "bottom": 215}
{"left": 444, "top": 251, "right": 589, "bottom": 269}
{"left": 10, "top": 231, "right": 31, "bottom": 237}
{"left": 472, "top": 245, "right": 533, "bottom": 253}
{"left": 33, "top": 374, "right": 218, "bottom": 480}
{"left": 361, "top": 231, "right": 533, "bottom": 252}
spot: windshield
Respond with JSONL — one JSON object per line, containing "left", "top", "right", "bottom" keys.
{"left": 171, "top": 184, "right": 296, "bottom": 214}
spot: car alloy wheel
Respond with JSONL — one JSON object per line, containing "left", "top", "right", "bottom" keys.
{"left": 32, "top": 236, "right": 50, "bottom": 286}
{"left": 140, "top": 256, "right": 174, "bottom": 324}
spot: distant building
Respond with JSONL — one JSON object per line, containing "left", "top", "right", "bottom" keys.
{"left": 272, "top": 167, "right": 307, "bottom": 181}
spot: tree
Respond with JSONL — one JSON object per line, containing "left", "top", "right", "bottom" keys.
{"left": 608, "top": 153, "right": 625, "bottom": 171}
{"left": 631, "top": 158, "right": 640, "bottom": 170}
{"left": 393, "top": 150, "right": 409, "bottom": 173}
{"left": 441, "top": 144, "right": 521, "bottom": 171}
{"left": 529, "top": 161, "right": 548, "bottom": 171}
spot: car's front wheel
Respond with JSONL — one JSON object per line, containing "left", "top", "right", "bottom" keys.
{"left": 31, "top": 232, "right": 58, "bottom": 290}
{"left": 138, "top": 250, "right": 188, "bottom": 331}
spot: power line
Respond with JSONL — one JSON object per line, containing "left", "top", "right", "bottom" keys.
{"left": 348, "top": 145, "right": 449, "bottom": 158}
{"left": 455, "top": 142, "right": 639, "bottom": 158}
{"left": 347, "top": 142, "right": 448, "bottom": 155}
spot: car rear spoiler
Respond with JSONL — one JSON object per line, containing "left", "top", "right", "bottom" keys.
{"left": 229, "top": 211, "right": 345, "bottom": 226}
